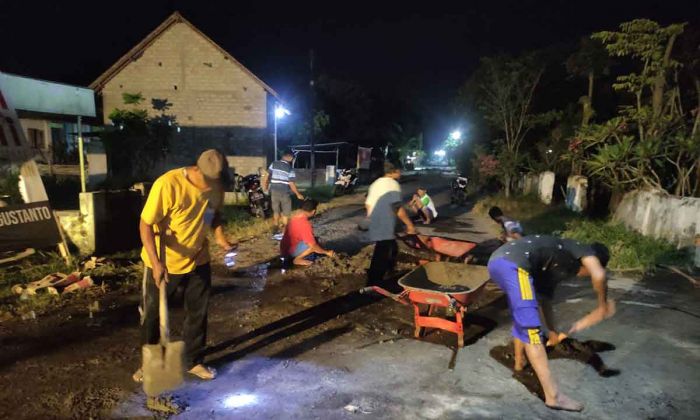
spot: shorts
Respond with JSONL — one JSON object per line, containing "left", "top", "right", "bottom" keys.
{"left": 292, "top": 241, "right": 310, "bottom": 257}
{"left": 487, "top": 257, "right": 543, "bottom": 344}
{"left": 270, "top": 190, "right": 292, "bottom": 216}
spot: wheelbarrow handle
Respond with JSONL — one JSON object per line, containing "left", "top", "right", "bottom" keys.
{"left": 359, "top": 286, "right": 410, "bottom": 305}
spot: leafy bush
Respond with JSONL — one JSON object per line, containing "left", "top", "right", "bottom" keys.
{"left": 42, "top": 176, "right": 81, "bottom": 209}
{"left": 0, "top": 167, "right": 22, "bottom": 204}
{"left": 473, "top": 194, "right": 685, "bottom": 270}
{"left": 562, "top": 219, "right": 684, "bottom": 270}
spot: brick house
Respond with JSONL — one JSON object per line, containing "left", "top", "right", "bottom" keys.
{"left": 90, "top": 11, "right": 280, "bottom": 177}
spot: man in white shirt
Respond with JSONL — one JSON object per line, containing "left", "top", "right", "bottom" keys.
{"left": 365, "top": 162, "right": 415, "bottom": 286}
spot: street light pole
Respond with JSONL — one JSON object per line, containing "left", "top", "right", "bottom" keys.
{"left": 309, "top": 49, "right": 316, "bottom": 187}
{"left": 77, "top": 116, "right": 86, "bottom": 193}
{"left": 274, "top": 111, "right": 278, "bottom": 161}
{"left": 273, "top": 105, "right": 290, "bottom": 162}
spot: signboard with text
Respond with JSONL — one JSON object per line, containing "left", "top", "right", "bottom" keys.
{"left": 0, "top": 201, "right": 62, "bottom": 252}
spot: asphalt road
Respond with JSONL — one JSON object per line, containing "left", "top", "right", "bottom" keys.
{"left": 3, "top": 172, "right": 695, "bottom": 419}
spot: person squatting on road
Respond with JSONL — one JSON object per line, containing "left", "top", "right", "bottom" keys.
{"left": 488, "top": 206, "right": 523, "bottom": 242}
{"left": 134, "top": 149, "right": 238, "bottom": 383}
{"left": 487, "top": 235, "right": 614, "bottom": 412}
{"left": 264, "top": 150, "right": 304, "bottom": 231}
{"left": 365, "top": 162, "right": 415, "bottom": 287}
{"left": 408, "top": 187, "right": 438, "bottom": 224}
{"left": 280, "top": 198, "right": 335, "bottom": 266}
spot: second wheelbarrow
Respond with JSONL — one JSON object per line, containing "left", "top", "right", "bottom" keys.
{"left": 361, "top": 262, "right": 490, "bottom": 347}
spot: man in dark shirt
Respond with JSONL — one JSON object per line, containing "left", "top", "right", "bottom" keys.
{"left": 488, "top": 235, "right": 614, "bottom": 412}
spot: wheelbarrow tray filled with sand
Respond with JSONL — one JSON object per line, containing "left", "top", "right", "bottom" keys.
{"left": 361, "top": 262, "right": 490, "bottom": 347}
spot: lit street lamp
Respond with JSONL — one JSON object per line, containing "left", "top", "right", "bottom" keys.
{"left": 274, "top": 105, "right": 291, "bottom": 159}
{"left": 449, "top": 130, "right": 462, "bottom": 141}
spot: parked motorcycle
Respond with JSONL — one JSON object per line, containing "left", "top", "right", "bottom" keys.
{"left": 333, "top": 168, "right": 358, "bottom": 196}
{"left": 242, "top": 174, "right": 270, "bottom": 218}
{"left": 450, "top": 174, "right": 469, "bottom": 205}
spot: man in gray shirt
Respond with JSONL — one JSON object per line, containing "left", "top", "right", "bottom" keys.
{"left": 264, "top": 150, "right": 304, "bottom": 230}
{"left": 365, "top": 162, "right": 415, "bottom": 286}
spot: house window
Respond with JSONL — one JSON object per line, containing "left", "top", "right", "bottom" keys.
{"left": 0, "top": 125, "right": 8, "bottom": 146}
{"left": 28, "top": 128, "right": 44, "bottom": 149}
{"left": 5, "top": 118, "right": 21, "bottom": 146}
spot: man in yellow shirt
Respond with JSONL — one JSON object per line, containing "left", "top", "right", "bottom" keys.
{"left": 134, "top": 149, "right": 236, "bottom": 382}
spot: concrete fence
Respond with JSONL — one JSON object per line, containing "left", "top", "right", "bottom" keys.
{"left": 518, "top": 171, "right": 555, "bottom": 205}
{"left": 566, "top": 175, "right": 588, "bottom": 213}
{"left": 613, "top": 189, "right": 700, "bottom": 248}
{"left": 58, "top": 190, "right": 143, "bottom": 255}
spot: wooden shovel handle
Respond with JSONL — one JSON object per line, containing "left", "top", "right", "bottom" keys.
{"left": 158, "top": 230, "right": 170, "bottom": 344}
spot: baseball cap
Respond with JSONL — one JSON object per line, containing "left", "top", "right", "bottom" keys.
{"left": 197, "top": 149, "right": 227, "bottom": 182}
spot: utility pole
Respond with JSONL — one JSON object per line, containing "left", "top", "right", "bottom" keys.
{"left": 309, "top": 49, "right": 316, "bottom": 187}
{"left": 77, "top": 116, "right": 86, "bottom": 193}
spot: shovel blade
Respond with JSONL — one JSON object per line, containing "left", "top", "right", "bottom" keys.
{"left": 142, "top": 340, "right": 186, "bottom": 397}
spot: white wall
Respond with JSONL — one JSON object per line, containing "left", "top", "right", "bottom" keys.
{"left": 566, "top": 175, "right": 588, "bottom": 213}
{"left": 614, "top": 189, "right": 700, "bottom": 248}
{"left": 538, "top": 171, "right": 555, "bottom": 204}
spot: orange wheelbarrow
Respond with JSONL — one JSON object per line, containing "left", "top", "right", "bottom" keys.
{"left": 361, "top": 262, "right": 490, "bottom": 347}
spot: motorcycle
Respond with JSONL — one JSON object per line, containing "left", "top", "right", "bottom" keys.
{"left": 242, "top": 174, "right": 270, "bottom": 218}
{"left": 450, "top": 174, "right": 469, "bottom": 205}
{"left": 333, "top": 168, "right": 358, "bottom": 196}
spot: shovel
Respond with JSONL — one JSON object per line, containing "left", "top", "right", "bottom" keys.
{"left": 142, "top": 235, "right": 185, "bottom": 397}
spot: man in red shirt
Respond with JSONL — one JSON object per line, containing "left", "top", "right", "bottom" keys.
{"left": 280, "top": 199, "right": 335, "bottom": 266}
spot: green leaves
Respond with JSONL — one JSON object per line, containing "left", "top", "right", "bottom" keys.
{"left": 102, "top": 94, "right": 176, "bottom": 187}
{"left": 582, "top": 19, "right": 698, "bottom": 196}
{"left": 121, "top": 92, "right": 144, "bottom": 105}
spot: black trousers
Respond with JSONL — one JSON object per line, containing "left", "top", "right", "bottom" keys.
{"left": 367, "top": 239, "right": 398, "bottom": 286}
{"left": 141, "top": 263, "right": 211, "bottom": 368}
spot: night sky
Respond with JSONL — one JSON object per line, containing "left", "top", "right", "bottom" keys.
{"left": 1, "top": 0, "right": 697, "bottom": 149}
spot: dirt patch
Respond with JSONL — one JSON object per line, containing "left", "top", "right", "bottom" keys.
{"left": 62, "top": 386, "right": 127, "bottom": 419}
{"left": 489, "top": 338, "right": 619, "bottom": 400}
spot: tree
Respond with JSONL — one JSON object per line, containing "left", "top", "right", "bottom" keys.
{"left": 585, "top": 19, "right": 699, "bottom": 196}
{"left": 101, "top": 92, "right": 176, "bottom": 186}
{"left": 566, "top": 37, "right": 611, "bottom": 126}
{"left": 315, "top": 75, "right": 374, "bottom": 143}
{"left": 285, "top": 110, "right": 331, "bottom": 146}
{"left": 464, "top": 53, "right": 558, "bottom": 196}
{"left": 593, "top": 19, "right": 685, "bottom": 122}
{"left": 386, "top": 123, "right": 423, "bottom": 167}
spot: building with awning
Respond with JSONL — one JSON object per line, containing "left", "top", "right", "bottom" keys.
{"left": 0, "top": 72, "right": 102, "bottom": 190}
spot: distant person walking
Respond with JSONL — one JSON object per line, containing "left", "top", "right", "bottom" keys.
{"left": 264, "top": 150, "right": 304, "bottom": 231}
{"left": 365, "top": 162, "right": 415, "bottom": 286}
